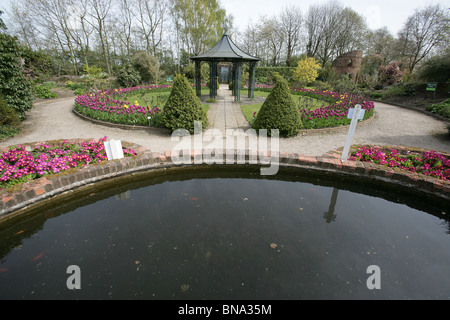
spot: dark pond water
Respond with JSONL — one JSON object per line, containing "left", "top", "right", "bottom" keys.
{"left": 0, "top": 166, "right": 449, "bottom": 300}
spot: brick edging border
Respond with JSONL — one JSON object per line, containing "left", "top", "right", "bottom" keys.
{"left": 1, "top": 141, "right": 449, "bottom": 222}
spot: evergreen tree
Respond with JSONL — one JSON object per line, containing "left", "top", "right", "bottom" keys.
{"left": 163, "top": 73, "right": 208, "bottom": 133}
{"left": 253, "top": 73, "right": 302, "bottom": 137}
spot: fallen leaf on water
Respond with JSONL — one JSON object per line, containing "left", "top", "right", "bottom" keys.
{"left": 0, "top": 268, "right": 8, "bottom": 273}
{"left": 15, "top": 230, "right": 25, "bottom": 235}
{"left": 180, "top": 284, "right": 190, "bottom": 292}
{"left": 189, "top": 197, "right": 199, "bottom": 201}
{"left": 270, "top": 243, "right": 278, "bottom": 249}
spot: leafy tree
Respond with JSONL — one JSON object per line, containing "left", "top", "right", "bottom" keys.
{"left": 0, "top": 11, "right": 34, "bottom": 116}
{"left": 131, "top": 51, "right": 160, "bottom": 83}
{"left": 293, "top": 57, "right": 321, "bottom": 86}
{"left": 397, "top": 4, "right": 450, "bottom": 73}
{"left": 117, "top": 64, "right": 142, "bottom": 87}
{"left": 418, "top": 52, "right": 450, "bottom": 82}
{"left": 253, "top": 73, "right": 302, "bottom": 137}
{"left": 163, "top": 73, "right": 208, "bottom": 133}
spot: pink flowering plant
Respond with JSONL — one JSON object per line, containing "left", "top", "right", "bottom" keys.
{"left": 253, "top": 86, "right": 375, "bottom": 130}
{"left": 74, "top": 85, "right": 171, "bottom": 127}
{"left": 349, "top": 146, "right": 450, "bottom": 181}
{"left": 74, "top": 84, "right": 207, "bottom": 127}
{"left": 0, "top": 137, "right": 137, "bottom": 189}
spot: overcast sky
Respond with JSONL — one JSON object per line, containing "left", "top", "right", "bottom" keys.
{"left": 0, "top": 0, "right": 448, "bottom": 36}
{"left": 222, "top": 0, "right": 449, "bottom": 35}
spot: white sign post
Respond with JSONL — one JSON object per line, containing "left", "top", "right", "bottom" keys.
{"left": 104, "top": 139, "right": 125, "bottom": 161}
{"left": 341, "top": 105, "right": 365, "bottom": 161}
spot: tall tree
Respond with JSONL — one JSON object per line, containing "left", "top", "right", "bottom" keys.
{"left": 397, "top": 4, "right": 450, "bottom": 73}
{"left": 171, "top": 0, "right": 232, "bottom": 56}
{"left": 25, "top": 0, "right": 79, "bottom": 75}
{"left": 279, "top": 5, "right": 303, "bottom": 67}
{"left": 136, "top": 0, "right": 167, "bottom": 56}
{"left": 86, "top": 0, "right": 114, "bottom": 74}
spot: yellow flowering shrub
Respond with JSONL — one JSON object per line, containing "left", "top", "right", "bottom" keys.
{"left": 293, "top": 58, "right": 321, "bottom": 85}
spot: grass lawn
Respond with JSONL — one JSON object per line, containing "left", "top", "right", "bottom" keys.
{"left": 240, "top": 91, "right": 328, "bottom": 123}
{"left": 127, "top": 88, "right": 211, "bottom": 108}
{"left": 125, "top": 89, "right": 210, "bottom": 116}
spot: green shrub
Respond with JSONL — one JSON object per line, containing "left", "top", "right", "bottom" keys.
{"left": 0, "top": 96, "right": 20, "bottom": 127}
{"left": 252, "top": 72, "right": 302, "bottom": 137}
{"left": 207, "top": 77, "right": 219, "bottom": 90}
{"left": 369, "top": 92, "right": 383, "bottom": 99}
{"left": 117, "top": 64, "right": 141, "bottom": 87}
{"left": 0, "top": 33, "right": 34, "bottom": 116}
{"left": 131, "top": 51, "right": 160, "bottom": 83}
{"left": 163, "top": 74, "right": 208, "bottom": 133}
{"left": 34, "top": 82, "right": 57, "bottom": 99}
{"left": 333, "top": 76, "right": 359, "bottom": 95}
{"left": 256, "top": 67, "right": 296, "bottom": 80}
{"left": 426, "top": 99, "right": 450, "bottom": 118}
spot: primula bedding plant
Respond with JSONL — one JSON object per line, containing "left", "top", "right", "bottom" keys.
{"left": 349, "top": 146, "right": 450, "bottom": 181}
{"left": 0, "top": 137, "right": 137, "bottom": 190}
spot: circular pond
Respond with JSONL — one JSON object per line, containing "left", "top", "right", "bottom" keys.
{"left": 0, "top": 166, "right": 449, "bottom": 300}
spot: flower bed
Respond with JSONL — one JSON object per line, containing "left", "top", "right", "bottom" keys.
{"left": 0, "top": 137, "right": 137, "bottom": 190}
{"left": 74, "top": 84, "right": 208, "bottom": 127}
{"left": 252, "top": 86, "right": 375, "bottom": 129}
{"left": 349, "top": 146, "right": 450, "bottom": 181}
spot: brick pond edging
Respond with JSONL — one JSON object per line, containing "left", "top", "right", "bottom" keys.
{"left": 1, "top": 141, "right": 449, "bottom": 222}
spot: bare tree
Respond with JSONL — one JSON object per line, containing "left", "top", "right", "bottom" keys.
{"left": 25, "top": 0, "right": 79, "bottom": 75}
{"left": 397, "top": 4, "right": 450, "bottom": 73}
{"left": 8, "top": 1, "right": 40, "bottom": 49}
{"left": 136, "top": 0, "right": 167, "bottom": 56}
{"left": 279, "top": 5, "right": 302, "bottom": 67}
{"left": 366, "top": 27, "right": 397, "bottom": 65}
{"left": 258, "top": 16, "right": 284, "bottom": 66}
{"left": 86, "top": 0, "right": 114, "bottom": 74}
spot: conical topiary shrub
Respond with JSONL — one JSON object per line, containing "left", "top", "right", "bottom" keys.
{"left": 163, "top": 74, "right": 208, "bottom": 133}
{"left": 253, "top": 72, "right": 302, "bottom": 137}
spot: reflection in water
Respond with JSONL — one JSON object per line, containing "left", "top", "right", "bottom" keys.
{"left": 0, "top": 166, "right": 449, "bottom": 300}
{"left": 323, "top": 188, "right": 339, "bottom": 223}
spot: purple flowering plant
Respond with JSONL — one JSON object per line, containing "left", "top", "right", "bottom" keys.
{"left": 349, "top": 146, "right": 450, "bottom": 181}
{"left": 252, "top": 86, "right": 375, "bottom": 130}
{"left": 74, "top": 84, "right": 207, "bottom": 127}
{"left": 0, "top": 137, "right": 137, "bottom": 189}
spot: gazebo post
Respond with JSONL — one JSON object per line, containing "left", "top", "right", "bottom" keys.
{"left": 248, "top": 61, "right": 256, "bottom": 100}
{"left": 209, "top": 61, "right": 218, "bottom": 100}
{"left": 195, "top": 60, "right": 201, "bottom": 97}
{"left": 233, "top": 61, "right": 241, "bottom": 103}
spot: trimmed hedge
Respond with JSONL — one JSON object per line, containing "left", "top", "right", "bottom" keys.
{"left": 253, "top": 73, "right": 302, "bottom": 137}
{"left": 255, "top": 67, "right": 296, "bottom": 80}
{"left": 163, "top": 74, "right": 208, "bottom": 133}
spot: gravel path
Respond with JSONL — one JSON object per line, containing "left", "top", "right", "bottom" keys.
{"left": 1, "top": 91, "right": 449, "bottom": 157}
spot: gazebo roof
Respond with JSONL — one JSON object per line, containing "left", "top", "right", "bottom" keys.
{"left": 190, "top": 30, "right": 260, "bottom": 62}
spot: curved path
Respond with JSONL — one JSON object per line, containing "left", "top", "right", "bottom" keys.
{"left": 1, "top": 86, "right": 449, "bottom": 157}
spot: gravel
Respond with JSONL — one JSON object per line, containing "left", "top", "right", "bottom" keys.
{"left": 1, "top": 96, "right": 449, "bottom": 157}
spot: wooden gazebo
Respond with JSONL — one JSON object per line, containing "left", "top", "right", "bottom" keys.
{"left": 189, "top": 29, "right": 261, "bottom": 102}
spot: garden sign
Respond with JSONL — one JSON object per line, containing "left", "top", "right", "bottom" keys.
{"left": 341, "top": 105, "right": 365, "bottom": 161}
